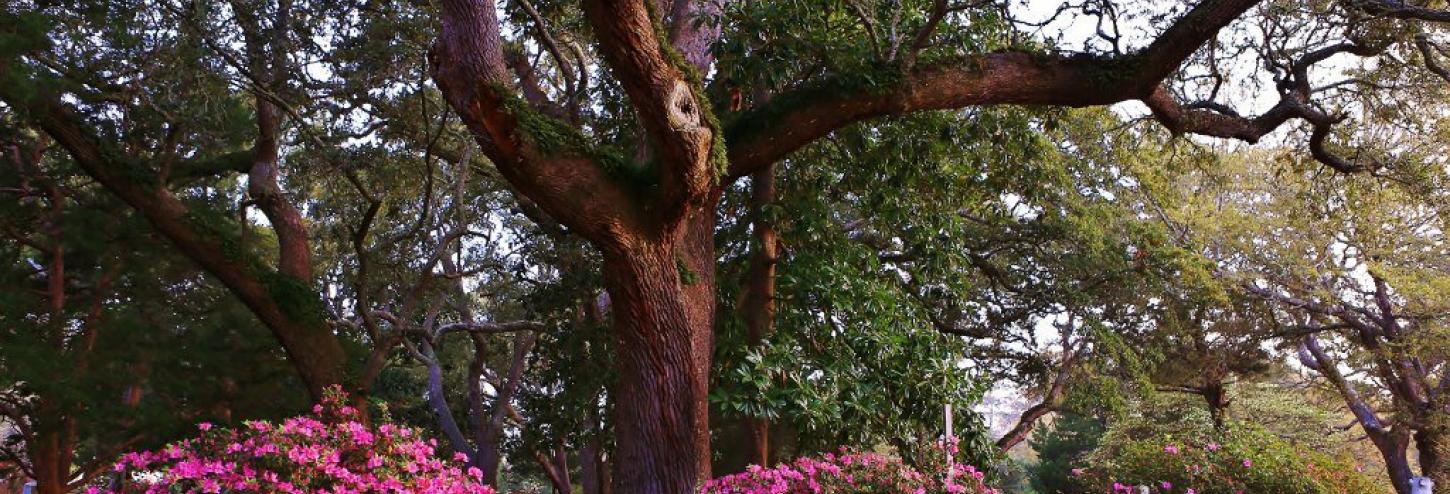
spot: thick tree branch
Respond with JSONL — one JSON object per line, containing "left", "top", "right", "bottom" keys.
{"left": 1300, "top": 334, "right": 1388, "bottom": 433}
{"left": 1351, "top": 0, "right": 1450, "bottom": 23}
{"left": 1238, "top": 279, "right": 1376, "bottom": 331}
{"left": 903, "top": 0, "right": 949, "bottom": 67}
{"left": 414, "top": 338, "right": 477, "bottom": 458}
{"left": 515, "top": 0, "right": 577, "bottom": 105}
{"left": 436, "top": 320, "right": 546, "bottom": 337}
{"left": 1147, "top": 41, "right": 1386, "bottom": 172}
{"left": 164, "top": 149, "right": 255, "bottom": 184}
{"left": 996, "top": 336, "right": 1077, "bottom": 451}
{"left": 726, "top": 0, "right": 1272, "bottom": 178}
{"left": 665, "top": 0, "right": 723, "bottom": 71}
{"left": 1415, "top": 35, "right": 1450, "bottom": 83}
{"left": 583, "top": 0, "right": 715, "bottom": 230}
{"left": 433, "top": 0, "right": 646, "bottom": 245}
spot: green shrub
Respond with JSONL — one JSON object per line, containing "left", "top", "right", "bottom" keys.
{"left": 1076, "top": 427, "right": 1385, "bottom": 494}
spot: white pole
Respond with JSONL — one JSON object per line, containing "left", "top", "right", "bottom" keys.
{"left": 944, "top": 404, "right": 953, "bottom": 440}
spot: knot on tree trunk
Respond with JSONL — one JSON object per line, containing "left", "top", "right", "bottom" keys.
{"left": 666, "top": 80, "right": 702, "bottom": 131}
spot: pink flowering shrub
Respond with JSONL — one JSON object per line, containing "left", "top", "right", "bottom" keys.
{"left": 701, "top": 439, "right": 998, "bottom": 494}
{"left": 92, "top": 387, "right": 495, "bottom": 494}
{"left": 1074, "top": 428, "right": 1381, "bottom": 494}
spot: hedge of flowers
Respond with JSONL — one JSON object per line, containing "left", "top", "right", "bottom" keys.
{"left": 701, "top": 439, "right": 998, "bottom": 494}
{"left": 1073, "top": 428, "right": 1381, "bottom": 494}
{"left": 90, "top": 387, "right": 495, "bottom": 494}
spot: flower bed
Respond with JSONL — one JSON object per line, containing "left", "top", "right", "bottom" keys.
{"left": 702, "top": 442, "right": 997, "bottom": 494}
{"left": 92, "top": 387, "right": 495, "bottom": 494}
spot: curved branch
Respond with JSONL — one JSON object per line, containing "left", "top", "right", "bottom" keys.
{"left": 434, "top": 0, "right": 651, "bottom": 245}
{"left": 0, "top": 65, "right": 347, "bottom": 399}
{"left": 727, "top": 0, "right": 1264, "bottom": 178}
{"left": 904, "top": 0, "right": 950, "bottom": 67}
{"left": 515, "top": 0, "right": 577, "bottom": 102}
{"left": 436, "top": 320, "right": 546, "bottom": 337}
{"left": 1415, "top": 35, "right": 1450, "bottom": 83}
{"left": 1300, "top": 335, "right": 1387, "bottom": 432}
{"left": 996, "top": 338, "right": 1077, "bottom": 451}
{"left": 415, "top": 338, "right": 477, "bottom": 457}
{"left": 1144, "top": 41, "right": 1386, "bottom": 173}
{"left": 1350, "top": 0, "right": 1450, "bottom": 23}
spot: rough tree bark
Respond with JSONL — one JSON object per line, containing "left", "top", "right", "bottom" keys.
{"left": 432, "top": 0, "right": 720, "bottom": 488}
{"left": 580, "top": 434, "right": 611, "bottom": 494}
{"left": 27, "top": 407, "right": 72, "bottom": 494}
{"left": 679, "top": 203, "right": 721, "bottom": 480}
{"left": 602, "top": 242, "right": 711, "bottom": 492}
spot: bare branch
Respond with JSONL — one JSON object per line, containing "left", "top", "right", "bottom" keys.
{"left": 1415, "top": 35, "right": 1450, "bottom": 83}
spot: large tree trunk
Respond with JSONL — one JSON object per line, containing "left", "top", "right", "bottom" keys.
{"left": 272, "top": 317, "right": 348, "bottom": 402}
{"left": 679, "top": 195, "right": 719, "bottom": 481}
{"left": 30, "top": 443, "right": 64, "bottom": 494}
{"left": 740, "top": 166, "right": 778, "bottom": 467}
{"left": 602, "top": 219, "right": 714, "bottom": 493}
{"left": 27, "top": 401, "right": 74, "bottom": 494}
{"left": 29, "top": 435, "right": 64, "bottom": 494}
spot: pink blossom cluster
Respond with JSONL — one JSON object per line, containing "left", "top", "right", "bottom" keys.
{"left": 90, "top": 387, "right": 496, "bottom": 494}
{"left": 701, "top": 444, "right": 997, "bottom": 494}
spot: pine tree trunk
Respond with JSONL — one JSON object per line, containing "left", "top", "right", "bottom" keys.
{"left": 741, "top": 166, "right": 778, "bottom": 467}
{"left": 30, "top": 438, "right": 64, "bottom": 494}
{"left": 28, "top": 403, "right": 71, "bottom": 494}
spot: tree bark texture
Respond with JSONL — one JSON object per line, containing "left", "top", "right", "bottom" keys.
{"left": 603, "top": 231, "right": 713, "bottom": 493}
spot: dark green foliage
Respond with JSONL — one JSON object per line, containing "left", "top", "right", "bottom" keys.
{"left": 1029, "top": 412, "right": 1105, "bottom": 494}
{"left": 0, "top": 129, "right": 308, "bottom": 482}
